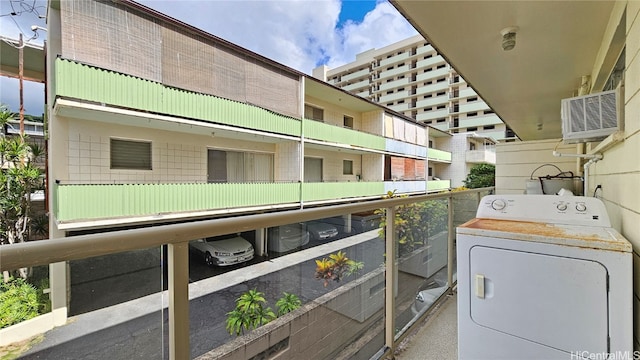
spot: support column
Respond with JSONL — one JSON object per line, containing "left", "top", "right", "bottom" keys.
{"left": 168, "top": 242, "right": 189, "bottom": 360}
{"left": 384, "top": 206, "right": 396, "bottom": 351}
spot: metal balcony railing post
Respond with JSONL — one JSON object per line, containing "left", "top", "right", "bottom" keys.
{"left": 447, "top": 194, "right": 455, "bottom": 293}
{"left": 384, "top": 205, "right": 396, "bottom": 353}
{"left": 168, "top": 242, "right": 190, "bottom": 360}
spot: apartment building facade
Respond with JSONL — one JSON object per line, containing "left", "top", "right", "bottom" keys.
{"left": 313, "top": 35, "right": 514, "bottom": 142}
{"left": 45, "top": 1, "right": 453, "bottom": 241}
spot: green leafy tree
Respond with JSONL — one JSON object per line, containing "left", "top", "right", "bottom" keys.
{"left": 0, "top": 105, "right": 45, "bottom": 280}
{"left": 463, "top": 163, "right": 495, "bottom": 189}
{"left": 225, "top": 289, "right": 276, "bottom": 336}
{"left": 275, "top": 292, "right": 301, "bottom": 317}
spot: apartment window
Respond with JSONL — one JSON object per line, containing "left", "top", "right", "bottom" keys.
{"left": 387, "top": 90, "right": 393, "bottom": 94}
{"left": 428, "top": 140, "right": 434, "bottom": 147}
{"left": 437, "top": 118, "right": 446, "bottom": 123}
{"left": 485, "top": 110, "right": 495, "bottom": 114}
{"left": 436, "top": 91, "right": 445, "bottom": 96}
{"left": 467, "top": 112, "right": 478, "bottom": 117}
{"left": 483, "top": 125, "right": 495, "bottom": 130}
{"left": 398, "top": 62, "right": 405, "bottom": 67}
{"left": 304, "top": 104, "right": 324, "bottom": 121}
{"left": 343, "top": 160, "right": 353, "bottom": 175}
{"left": 468, "top": 96, "right": 478, "bottom": 102}
{"left": 398, "top": 100, "right": 405, "bottom": 104}
{"left": 469, "top": 142, "right": 476, "bottom": 151}
{"left": 436, "top": 77, "right": 446, "bottom": 83}
{"left": 428, "top": 167, "right": 433, "bottom": 177}
{"left": 208, "top": 149, "right": 273, "bottom": 183}
{"left": 436, "top": 64, "right": 446, "bottom": 69}
{"left": 343, "top": 115, "right": 354, "bottom": 128}
{"left": 424, "top": 94, "right": 432, "bottom": 99}
{"left": 387, "top": 66, "right": 394, "bottom": 71}
{"left": 110, "top": 138, "right": 152, "bottom": 170}
{"left": 387, "top": 103, "right": 393, "bottom": 106}
{"left": 436, "top": 105, "right": 445, "bottom": 109}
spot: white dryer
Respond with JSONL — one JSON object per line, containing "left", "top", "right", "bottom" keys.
{"left": 457, "top": 194, "right": 632, "bottom": 359}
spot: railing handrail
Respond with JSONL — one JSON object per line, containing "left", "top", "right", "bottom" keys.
{"left": 0, "top": 187, "right": 493, "bottom": 272}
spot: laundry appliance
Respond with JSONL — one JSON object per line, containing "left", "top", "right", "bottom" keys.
{"left": 457, "top": 194, "right": 632, "bottom": 359}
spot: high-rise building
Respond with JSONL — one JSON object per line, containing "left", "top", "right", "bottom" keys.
{"left": 313, "top": 35, "right": 516, "bottom": 142}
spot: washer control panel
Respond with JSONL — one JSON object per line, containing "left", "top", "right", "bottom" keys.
{"left": 478, "top": 194, "right": 611, "bottom": 227}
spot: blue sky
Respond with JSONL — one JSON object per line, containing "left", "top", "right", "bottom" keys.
{"left": 0, "top": 0, "right": 417, "bottom": 115}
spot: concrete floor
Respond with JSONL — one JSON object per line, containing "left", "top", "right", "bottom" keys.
{"left": 395, "top": 292, "right": 458, "bottom": 360}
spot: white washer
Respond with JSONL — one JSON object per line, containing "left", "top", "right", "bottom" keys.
{"left": 457, "top": 194, "right": 632, "bottom": 360}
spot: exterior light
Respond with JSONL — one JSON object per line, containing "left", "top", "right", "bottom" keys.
{"left": 500, "top": 26, "right": 519, "bottom": 51}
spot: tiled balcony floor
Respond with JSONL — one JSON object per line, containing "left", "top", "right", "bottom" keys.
{"left": 395, "top": 291, "right": 458, "bottom": 360}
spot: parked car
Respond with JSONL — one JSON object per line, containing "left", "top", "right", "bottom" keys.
{"left": 323, "top": 211, "right": 383, "bottom": 235}
{"left": 306, "top": 220, "right": 339, "bottom": 242}
{"left": 267, "top": 223, "right": 310, "bottom": 253}
{"left": 189, "top": 234, "right": 254, "bottom": 267}
{"left": 410, "top": 278, "right": 448, "bottom": 316}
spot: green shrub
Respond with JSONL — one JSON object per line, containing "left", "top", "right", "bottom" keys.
{"left": 0, "top": 278, "right": 40, "bottom": 329}
{"left": 275, "top": 292, "right": 301, "bottom": 317}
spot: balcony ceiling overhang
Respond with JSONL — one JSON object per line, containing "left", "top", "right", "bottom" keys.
{"left": 305, "top": 77, "right": 381, "bottom": 112}
{"left": 0, "top": 36, "right": 45, "bottom": 83}
{"left": 391, "top": 1, "right": 617, "bottom": 141}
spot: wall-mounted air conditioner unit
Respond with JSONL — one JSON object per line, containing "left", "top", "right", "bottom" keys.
{"left": 561, "top": 88, "right": 621, "bottom": 143}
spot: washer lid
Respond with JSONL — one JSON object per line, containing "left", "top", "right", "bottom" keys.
{"left": 458, "top": 218, "right": 631, "bottom": 253}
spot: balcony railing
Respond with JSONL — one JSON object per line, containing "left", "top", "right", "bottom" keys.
{"left": 466, "top": 149, "right": 497, "bottom": 164}
{"left": 54, "top": 181, "right": 399, "bottom": 224}
{"left": 302, "top": 118, "right": 386, "bottom": 151}
{"left": 428, "top": 148, "right": 452, "bottom": 163}
{"left": 1, "top": 187, "right": 493, "bottom": 359}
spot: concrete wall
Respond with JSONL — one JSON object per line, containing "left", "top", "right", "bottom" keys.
{"left": 60, "top": 118, "right": 277, "bottom": 184}
{"left": 198, "top": 269, "right": 385, "bottom": 360}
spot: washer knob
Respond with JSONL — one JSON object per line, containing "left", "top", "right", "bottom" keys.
{"left": 491, "top": 199, "right": 507, "bottom": 210}
{"left": 557, "top": 203, "right": 568, "bottom": 211}
{"left": 575, "top": 203, "right": 587, "bottom": 212}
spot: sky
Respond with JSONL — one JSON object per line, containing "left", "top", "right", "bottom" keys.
{"left": 0, "top": 0, "right": 418, "bottom": 115}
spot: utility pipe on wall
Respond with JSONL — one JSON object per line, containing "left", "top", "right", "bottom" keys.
{"left": 552, "top": 151, "right": 603, "bottom": 196}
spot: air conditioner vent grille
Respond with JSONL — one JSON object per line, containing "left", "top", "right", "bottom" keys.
{"left": 561, "top": 89, "right": 620, "bottom": 143}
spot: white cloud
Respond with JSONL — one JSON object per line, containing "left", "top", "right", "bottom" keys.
{"left": 0, "top": 0, "right": 418, "bottom": 112}
{"left": 139, "top": 0, "right": 417, "bottom": 74}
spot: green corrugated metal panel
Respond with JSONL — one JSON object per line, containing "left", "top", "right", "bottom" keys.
{"left": 56, "top": 58, "right": 164, "bottom": 113}
{"left": 427, "top": 148, "right": 452, "bottom": 162}
{"left": 55, "top": 183, "right": 300, "bottom": 222}
{"left": 427, "top": 180, "right": 451, "bottom": 191}
{"left": 303, "top": 119, "right": 385, "bottom": 151}
{"left": 302, "top": 182, "right": 385, "bottom": 202}
{"left": 55, "top": 59, "right": 301, "bottom": 137}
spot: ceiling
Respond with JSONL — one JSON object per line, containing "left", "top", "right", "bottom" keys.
{"left": 0, "top": 36, "right": 45, "bottom": 82}
{"left": 391, "top": 1, "right": 619, "bottom": 141}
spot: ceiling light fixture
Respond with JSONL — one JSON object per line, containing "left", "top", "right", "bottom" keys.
{"left": 500, "top": 26, "right": 519, "bottom": 51}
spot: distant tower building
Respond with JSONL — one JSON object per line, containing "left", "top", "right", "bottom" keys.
{"left": 313, "top": 35, "right": 517, "bottom": 142}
